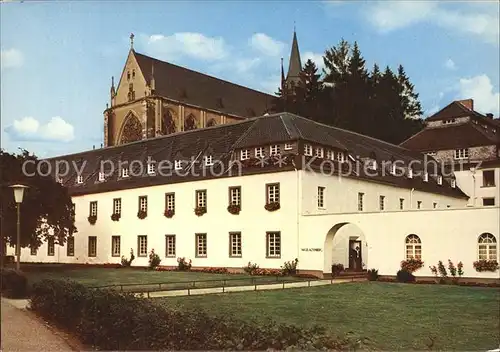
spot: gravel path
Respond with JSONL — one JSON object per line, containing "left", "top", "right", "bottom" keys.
{"left": 1, "top": 298, "right": 75, "bottom": 351}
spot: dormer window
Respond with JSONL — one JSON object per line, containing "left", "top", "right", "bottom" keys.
{"left": 315, "top": 147, "right": 324, "bottom": 158}
{"left": 270, "top": 145, "right": 280, "bottom": 156}
{"left": 121, "top": 167, "right": 129, "bottom": 178}
{"left": 408, "top": 168, "right": 413, "bottom": 179}
{"left": 451, "top": 179, "right": 456, "bottom": 188}
{"left": 147, "top": 162, "right": 156, "bottom": 175}
{"left": 390, "top": 163, "right": 396, "bottom": 175}
{"left": 57, "top": 177, "right": 63, "bottom": 184}
{"left": 204, "top": 155, "right": 213, "bottom": 166}
{"left": 240, "top": 149, "right": 249, "bottom": 160}
{"left": 255, "top": 147, "right": 265, "bottom": 158}
{"left": 437, "top": 175, "right": 443, "bottom": 185}
{"left": 370, "top": 160, "right": 377, "bottom": 171}
{"left": 326, "top": 150, "right": 333, "bottom": 160}
{"left": 454, "top": 148, "right": 469, "bottom": 159}
{"left": 174, "top": 160, "right": 183, "bottom": 170}
{"left": 304, "top": 144, "right": 312, "bottom": 156}
{"left": 284, "top": 143, "right": 293, "bottom": 151}
{"left": 426, "top": 151, "right": 436, "bottom": 156}
{"left": 77, "top": 175, "right": 83, "bottom": 184}
{"left": 423, "top": 173, "right": 428, "bottom": 182}
{"left": 98, "top": 172, "right": 105, "bottom": 182}
{"left": 337, "top": 152, "right": 345, "bottom": 162}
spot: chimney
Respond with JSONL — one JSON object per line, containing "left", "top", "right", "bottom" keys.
{"left": 458, "top": 99, "right": 473, "bottom": 111}
{"left": 486, "top": 113, "right": 493, "bottom": 119}
{"left": 93, "top": 145, "right": 95, "bottom": 150}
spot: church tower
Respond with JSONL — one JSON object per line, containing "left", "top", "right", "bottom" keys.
{"left": 281, "top": 29, "right": 302, "bottom": 92}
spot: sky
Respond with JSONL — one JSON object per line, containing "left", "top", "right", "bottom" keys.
{"left": 1, "top": 0, "right": 499, "bottom": 158}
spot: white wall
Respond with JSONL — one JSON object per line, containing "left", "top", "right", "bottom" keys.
{"left": 455, "top": 167, "right": 499, "bottom": 207}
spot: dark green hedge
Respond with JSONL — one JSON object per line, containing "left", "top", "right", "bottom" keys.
{"left": 1, "top": 268, "right": 28, "bottom": 298}
{"left": 30, "top": 279, "right": 350, "bottom": 351}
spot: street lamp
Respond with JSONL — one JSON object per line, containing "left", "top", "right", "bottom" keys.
{"left": 9, "top": 184, "right": 29, "bottom": 271}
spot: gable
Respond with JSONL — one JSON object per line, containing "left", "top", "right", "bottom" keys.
{"left": 114, "top": 51, "right": 148, "bottom": 105}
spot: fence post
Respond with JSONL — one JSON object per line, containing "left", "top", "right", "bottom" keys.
{"left": 282, "top": 282, "right": 285, "bottom": 289}
{"left": 120, "top": 285, "right": 123, "bottom": 292}
{"left": 188, "top": 288, "right": 190, "bottom": 296}
{"left": 159, "top": 283, "right": 162, "bottom": 290}
{"left": 308, "top": 280, "right": 311, "bottom": 287}
{"left": 147, "top": 291, "right": 150, "bottom": 299}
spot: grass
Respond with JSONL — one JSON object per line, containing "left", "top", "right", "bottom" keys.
{"left": 19, "top": 265, "right": 303, "bottom": 292}
{"left": 155, "top": 282, "right": 500, "bottom": 350}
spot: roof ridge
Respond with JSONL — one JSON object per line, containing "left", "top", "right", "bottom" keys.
{"left": 134, "top": 51, "right": 275, "bottom": 98}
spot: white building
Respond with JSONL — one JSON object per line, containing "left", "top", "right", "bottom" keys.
{"left": 13, "top": 112, "right": 500, "bottom": 280}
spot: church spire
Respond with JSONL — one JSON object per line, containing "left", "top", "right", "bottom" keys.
{"left": 150, "top": 62, "right": 155, "bottom": 93}
{"left": 286, "top": 28, "right": 302, "bottom": 85}
{"left": 280, "top": 57, "right": 285, "bottom": 90}
{"left": 110, "top": 76, "right": 116, "bottom": 106}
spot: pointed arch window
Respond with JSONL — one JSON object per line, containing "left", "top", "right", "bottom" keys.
{"left": 162, "top": 110, "right": 176, "bottom": 135}
{"left": 405, "top": 234, "right": 422, "bottom": 260}
{"left": 206, "top": 119, "right": 217, "bottom": 127}
{"left": 478, "top": 233, "right": 497, "bottom": 260}
{"left": 120, "top": 114, "right": 142, "bottom": 145}
{"left": 184, "top": 114, "right": 197, "bottom": 131}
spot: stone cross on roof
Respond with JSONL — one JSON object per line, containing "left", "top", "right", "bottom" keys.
{"left": 130, "top": 33, "right": 135, "bottom": 50}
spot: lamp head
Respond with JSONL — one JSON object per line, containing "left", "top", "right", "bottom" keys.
{"left": 9, "top": 184, "right": 29, "bottom": 203}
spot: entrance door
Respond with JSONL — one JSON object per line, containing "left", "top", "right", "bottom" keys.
{"left": 348, "top": 240, "right": 362, "bottom": 271}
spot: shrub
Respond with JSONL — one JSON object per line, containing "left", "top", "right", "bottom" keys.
{"left": 331, "top": 263, "right": 344, "bottom": 276}
{"left": 253, "top": 268, "right": 283, "bottom": 276}
{"left": 177, "top": 257, "right": 192, "bottom": 271}
{"left": 400, "top": 258, "right": 424, "bottom": 273}
{"left": 121, "top": 249, "right": 135, "bottom": 267}
{"left": 367, "top": 269, "right": 379, "bottom": 281}
{"left": 457, "top": 261, "right": 464, "bottom": 277}
{"left": 1, "top": 269, "right": 28, "bottom": 298}
{"left": 243, "top": 261, "right": 259, "bottom": 275}
{"left": 396, "top": 269, "right": 415, "bottom": 283}
{"left": 148, "top": 249, "right": 161, "bottom": 270}
{"left": 437, "top": 260, "right": 447, "bottom": 278}
{"left": 29, "top": 279, "right": 350, "bottom": 351}
{"left": 473, "top": 259, "right": 499, "bottom": 272}
{"left": 281, "top": 258, "right": 298, "bottom": 276}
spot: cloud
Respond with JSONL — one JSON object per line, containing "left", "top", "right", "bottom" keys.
{"left": 444, "top": 58, "right": 457, "bottom": 70}
{"left": 249, "top": 33, "right": 285, "bottom": 57}
{"left": 303, "top": 51, "right": 325, "bottom": 71}
{"left": 1, "top": 48, "right": 24, "bottom": 69}
{"left": 260, "top": 75, "right": 281, "bottom": 94}
{"left": 457, "top": 74, "right": 500, "bottom": 115}
{"left": 4, "top": 116, "right": 75, "bottom": 142}
{"left": 141, "top": 32, "right": 228, "bottom": 61}
{"left": 365, "top": 1, "right": 499, "bottom": 45}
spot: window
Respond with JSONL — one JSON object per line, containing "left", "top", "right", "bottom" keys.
{"left": 326, "top": 150, "right": 333, "bottom": 160}
{"left": 433, "top": 202, "right": 438, "bottom": 209}
{"left": 98, "top": 172, "right": 105, "bottom": 182}
{"left": 174, "top": 160, "right": 182, "bottom": 170}
{"left": 121, "top": 167, "right": 129, "bottom": 178}
{"left": 88, "top": 236, "right": 97, "bottom": 257}
{"left": 399, "top": 198, "right": 405, "bottom": 210}
{"left": 390, "top": 163, "right": 396, "bottom": 175}
{"left": 379, "top": 195, "right": 385, "bottom": 211}
{"left": 337, "top": 152, "right": 345, "bottom": 162}
{"left": 423, "top": 173, "right": 428, "bottom": 182}
{"left": 147, "top": 162, "right": 156, "bottom": 174}
{"left": 304, "top": 144, "right": 312, "bottom": 156}
{"left": 255, "top": 147, "right": 265, "bottom": 158}
{"left": 454, "top": 148, "right": 469, "bottom": 159}
{"left": 229, "top": 232, "right": 242, "bottom": 257}
{"left": 204, "top": 155, "right": 213, "bottom": 166}
{"left": 358, "top": 192, "right": 364, "bottom": 211}
{"left": 437, "top": 175, "right": 442, "bottom": 185}
{"left": 417, "top": 201, "right": 422, "bottom": 209}
{"left": 111, "top": 236, "right": 120, "bottom": 257}
{"left": 165, "top": 235, "right": 176, "bottom": 257}
{"left": 138, "top": 196, "right": 147, "bottom": 213}
{"left": 165, "top": 193, "right": 175, "bottom": 211}
{"left": 67, "top": 236, "right": 74, "bottom": 256}
{"left": 113, "top": 198, "right": 121, "bottom": 215}
{"left": 405, "top": 234, "right": 422, "bottom": 260}
{"left": 266, "top": 232, "right": 281, "bottom": 258}
{"left": 483, "top": 198, "right": 495, "bottom": 206}
{"left": 47, "top": 237, "right": 55, "bottom": 256}
{"left": 77, "top": 175, "right": 83, "bottom": 184}
{"left": 317, "top": 187, "right": 325, "bottom": 208}
{"left": 478, "top": 233, "right": 497, "bottom": 260}
{"left": 451, "top": 179, "right": 456, "bottom": 188}
{"left": 132, "top": 69, "right": 135, "bottom": 78}
{"left": 408, "top": 168, "right": 413, "bottom": 178}
{"left": 127, "top": 71, "right": 130, "bottom": 80}
{"left": 315, "top": 147, "right": 324, "bottom": 158}
{"left": 89, "top": 201, "right": 97, "bottom": 216}
{"left": 483, "top": 170, "right": 495, "bottom": 187}
{"left": 240, "top": 149, "right": 249, "bottom": 160}
{"left": 266, "top": 183, "right": 280, "bottom": 204}
{"left": 138, "top": 235, "right": 147, "bottom": 257}
{"left": 270, "top": 145, "right": 280, "bottom": 156}
{"left": 30, "top": 245, "right": 37, "bottom": 256}
{"left": 284, "top": 143, "right": 293, "bottom": 150}
{"left": 426, "top": 151, "right": 436, "bottom": 156}
{"left": 196, "top": 233, "right": 207, "bottom": 257}
{"left": 229, "top": 186, "right": 241, "bottom": 206}
{"left": 196, "top": 190, "right": 207, "bottom": 208}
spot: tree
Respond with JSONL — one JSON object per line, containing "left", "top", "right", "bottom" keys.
{"left": 0, "top": 149, "right": 76, "bottom": 258}
{"left": 396, "top": 64, "right": 423, "bottom": 120}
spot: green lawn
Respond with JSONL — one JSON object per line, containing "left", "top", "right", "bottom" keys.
{"left": 155, "top": 282, "right": 500, "bottom": 350}
{"left": 21, "top": 266, "right": 302, "bottom": 292}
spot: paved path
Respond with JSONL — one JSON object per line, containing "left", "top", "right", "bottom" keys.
{"left": 1, "top": 298, "right": 75, "bottom": 351}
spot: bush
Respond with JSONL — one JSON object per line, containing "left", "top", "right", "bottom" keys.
{"left": 121, "top": 249, "right": 135, "bottom": 267}
{"left": 30, "top": 279, "right": 350, "bottom": 351}
{"left": 331, "top": 263, "right": 344, "bottom": 276}
{"left": 400, "top": 258, "right": 424, "bottom": 273}
{"left": 243, "top": 261, "right": 259, "bottom": 275}
{"left": 367, "top": 269, "right": 379, "bottom": 281}
{"left": 396, "top": 269, "right": 415, "bottom": 283}
{"left": 148, "top": 249, "right": 161, "bottom": 270}
{"left": 177, "top": 257, "right": 192, "bottom": 271}
{"left": 281, "top": 258, "right": 298, "bottom": 276}
{"left": 1, "top": 268, "right": 28, "bottom": 298}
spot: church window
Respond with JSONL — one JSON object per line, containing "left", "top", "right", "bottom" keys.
{"left": 405, "top": 234, "right": 422, "bottom": 260}
{"left": 184, "top": 114, "right": 197, "bottom": 131}
{"left": 132, "top": 69, "right": 135, "bottom": 78}
{"left": 127, "top": 71, "right": 130, "bottom": 80}
{"left": 162, "top": 110, "right": 176, "bottom": 135}
{"left": 206, "top": 118, "right": 217, "bottom": 127}
{"left": 478, "top": 233, "right": 497, "bottom": 260}
{"left": 120, "top": 115, "right": 142, "bottom": 144}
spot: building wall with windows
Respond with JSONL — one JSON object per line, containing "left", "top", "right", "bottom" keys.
{"left": 428, "top": 145, "right": 497, "bottom": 164}
{"left": 454, "top": 167, "right": 500, "bottom": 207}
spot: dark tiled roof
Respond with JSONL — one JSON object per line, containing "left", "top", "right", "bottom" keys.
{"left": 134, "top": 51, "right": 274, "bottom": 117}
{"left": 400, "top": 122, "right": 500, "bottom": 151}
{"left": 46, "top": 113, "right": 467, "bottom": 199}
{"left": 426, "top": 100, "right": 486, "bottom": 121}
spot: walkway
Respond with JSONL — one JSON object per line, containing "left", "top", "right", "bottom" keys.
{"left": 1, "top": 298, "right": 76, "bottom": 351}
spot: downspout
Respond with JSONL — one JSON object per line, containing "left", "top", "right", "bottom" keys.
{"left": 295, "top": 159, "right": 300, "bottom": 267}
{"left": 471, "top": 168, "right": 476, "bottom": 206}
{"left": 410, "top": 188, "right": 415, "bottom": 209}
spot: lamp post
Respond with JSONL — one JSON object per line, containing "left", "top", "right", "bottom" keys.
{"left": 9, "top": 184, "right": 29, "bottom": 271}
